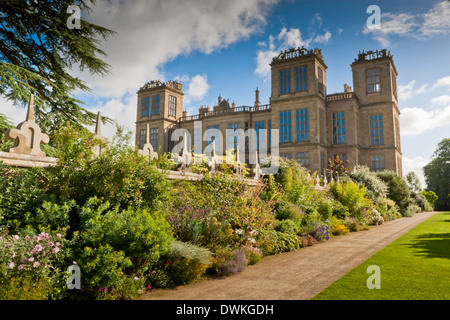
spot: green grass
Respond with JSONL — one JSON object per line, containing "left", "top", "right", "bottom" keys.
{"left": 313, "top": 212, "right": 450, "bottom": 300}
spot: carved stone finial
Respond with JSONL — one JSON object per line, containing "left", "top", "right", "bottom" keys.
{"left": 315, "top": 174, "right": 320, "bottom": 187}
{"left": 208, "top": 140, "right": 219, "bottom": 172}
{"left": 253, "top": 150, "right": 261, "bottom": 180}
{"left": 92, "top": 111, "right": 107, "bottom": 156}
{"left": 177, "top": 132, "right": 192, "bottom": 174}
{"left": 234, "top": 147, "right": 243, "bottom": 176}
{"left": 138, "top": 123, "right": 158, "bottom": 161}
{"left": 5, "top": 94, "right": 49, "bottom": 157}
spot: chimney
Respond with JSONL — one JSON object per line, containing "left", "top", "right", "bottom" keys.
{"left": 218, "top": 95, "right": 222, "bottom": 105}
{"left": 255, "top": 87, "right": 261, "bottom": 108}
{"left": 182, "top": 110, "right": 188, "bottom": 118}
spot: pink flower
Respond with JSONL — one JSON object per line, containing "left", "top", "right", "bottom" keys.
{"left": 12, "top": 252, "right": 16, "bottom": 258}
{"left": 48, "top": 242, "right": 54, "bottom": 247}
{"left": 9, "top": 262, "right": 15, "bottom": 268}
{"left": 73, "top": 261, "right": 77, "bottom": 265}
{"left": 33, "top": 236, "right": 39, "bottom": 242}
{"left": 52, "top": 247, "right": 60, "bottom": 254}
{"left": 14, "top": 235, "right": 19, "bottom": 240}
{"left": 18, "top": 265, "right": 23, "bottom": 270}
{"left": 25, "top": 236, "right": 30, "bottom": 240}
{"left": 28, "top": 257, "right": 34, "bottom": 262}
{"left": 33, "top": 261, "right": 40, "bottom": 268}
{"left": 35, "top": 244, "right": 43, "bottom": 252}
{"left": 147, "top": 285, "right": 152, "bottom": 290}
{"left": 56, "top": 233, "right": 62, "bottom": 238}
{"left": 56, "top": 242, "right": 60, "bottom": 246}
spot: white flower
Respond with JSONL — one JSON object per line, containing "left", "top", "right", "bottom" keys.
{"left": 9, "top": 262, "right": 15, "bottom": 268}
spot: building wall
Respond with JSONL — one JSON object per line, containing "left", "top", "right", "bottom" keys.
{"left": 135, "top": 49, "right": 402, "bottom": 176}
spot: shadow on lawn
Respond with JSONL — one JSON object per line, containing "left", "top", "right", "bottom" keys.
{"left": 406, "top": 233, "right": 450, "bottom": 260}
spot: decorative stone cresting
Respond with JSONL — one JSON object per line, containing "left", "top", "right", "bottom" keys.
{"left": 5, "top": 94, "right": 49, "bottom": 157}
{"left": 0, "top": 94, "right": 56, "bottom": 168}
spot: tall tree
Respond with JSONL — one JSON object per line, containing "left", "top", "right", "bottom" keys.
{"left": 423, "top": 138, "right": 450, "bottom": 211}
{"left": 405, "top": 171, "right": 422, "bottom": 193}
{"left": 0, "top": 0, "right": 115, "bottom": 134}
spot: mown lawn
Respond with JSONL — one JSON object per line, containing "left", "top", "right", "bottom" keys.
{"left": 313, "top": 211, "right": 450, "bottom": 300}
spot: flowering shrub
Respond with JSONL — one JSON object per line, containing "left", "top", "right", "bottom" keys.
{"left": 163, "top": 241, "right": 212, "bottom": 285}
{"left": 304, "top": 222, "right": 330, "bottom": 242}
{"left": 330, "top": 216, "right": 349, "bottom": 236}
{"left": 0, "top": 231, "right": 66, "bottom": 299}
{"left": 375, "top": 198, "right": 401, "bottom": 221}
{"left": 211, "top": 247, "right": 247, "bottom": 276}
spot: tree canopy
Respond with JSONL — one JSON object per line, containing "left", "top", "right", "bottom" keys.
{"left": 423, "top": 138, "right": 450, "bottom": 211}
{"left": 0, "top": 0, "right": 115, "bottom": 134}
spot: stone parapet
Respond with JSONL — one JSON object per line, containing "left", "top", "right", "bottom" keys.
{"left": 0, "top": 151, "right": 57, "bottom": 168}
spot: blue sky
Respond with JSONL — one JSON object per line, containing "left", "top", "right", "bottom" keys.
{"left": 2, "top": 0, "right": 449, "bottom": 187}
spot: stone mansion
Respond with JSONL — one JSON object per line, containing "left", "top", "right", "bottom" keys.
{"left": 135, "top": 47, "right": 402, "bottom": 176}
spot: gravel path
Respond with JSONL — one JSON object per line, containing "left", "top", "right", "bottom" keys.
{"left": 141, "top": 211, "right": 437, "bottom": 300}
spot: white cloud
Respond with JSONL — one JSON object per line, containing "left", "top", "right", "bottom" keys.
{"left": 0, "top": 97, "right": 27, "bottom": 126}
{"left": 433, "top": 76, "right": 450, "bottom": 90}
{"left": 77, "top": 0, "right": 277, "bottom": 99}
{"left": 400, "top": 105, "right": 450, "bottom": 136}
{"left": 398, "top": 80, "right": 416, "bottom": 101}
{"left": 431, "top": 95, "right": 450, "bottom": 107}
{"left": 420, "top": 2, "right": 450, "bottom": 36}
{"left": 186, "top": 74, "right": 210, "bottom": 103}
{"left": 363, "top": 12, "right": 418, "bottom": 46}
{"left": 255, "top": 19, "right": 332, "bottom": 79}
{"left": 363, "top": 2, "right": 450, "bottom": 46}
{"left": 88, "top": 95, "right": 137, "bottom": 141}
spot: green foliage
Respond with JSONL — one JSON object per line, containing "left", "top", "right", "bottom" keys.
{"left": 74, "top": 197, "right": 173, "bottom": 274}
{"left": 0, "top": 1, "right": 115, "bottom": 133}
{"left": 42, "top": 123, "right": 171, "bottom": 212}
{"left": 405, "top": 171, "right": 422, "bottom": 193}
{"left": 164, "top": 241, "right": 212, "bottom": 285}
{"left": 257, "top": 230, "right": 301, "bottom": 256}
{"left": 376, "top": 170, "right": 411, "bottom": 214}
{"left": 275, "top": 219, "right": 299, "bottom": 235}
{"left": 326, "top": 155, "right": 351, "bottom": 180}
{"left": 0, "top": 113, "right": 14, "bottom": 151}
{"left": 375, "top": 198, "right": 402, "bottom": 221}
{"left": 170, "top": 172, "right": 277, "bottom": 251}
{"left": 0, "top": 274, "right": 53, "bottom": 300}
{"left": 274, "top": 200, "right": 304, "bottom": 221}
{"left": 350, "top": 165, "right": 388, "bottom": 202}
{"left": 421, "top": 190, "right": 438, "bottom": 208}
{"left": 410, "top": 192, "right": 431, "bottom": 212}
{"left": 0, "top": 165, "right": 47, "bottom": 233}
{"left": 423, "top": 138, "right": 450, "bottom": 211}
{"left": 330, "top": 180, "right": 372, "bottom": 218}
